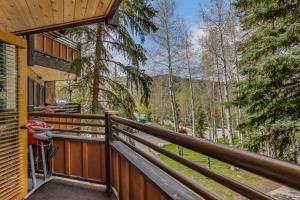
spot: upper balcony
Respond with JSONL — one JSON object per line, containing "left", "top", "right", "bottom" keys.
{"left": 27, "top": 32, "right": 80, "bottom": 82}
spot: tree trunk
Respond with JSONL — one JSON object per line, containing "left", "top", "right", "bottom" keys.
{"left": 216, "top": 57, "right": 226, "bottom": 144}
{"left": 218, "top": 24, "right": 235, "bottom": 170}
{"left": 205, "top": 83, "right": 215, "bottom": 142}
{"left": 219, "top": 86, "right": 226, "bottom": 144}
{"left": 219, "top": 28, "right": 234, "bottom": 147}
{"left": 67, "top": 81, "right": 72, "bottom": 103}
{"left": 166, "top": 28, "right": 181, "bottom": 156}
{"left": 231, "top": 15, "right": 243, "bottom": 145}
{"left": 186, "top": 49, "right": 196, "bottom": 137}
{"left": 211, "top": 82, "right": 217, "bottom": 142}
{"left": 92, "top": 24, "right": 102, "bottom": 114}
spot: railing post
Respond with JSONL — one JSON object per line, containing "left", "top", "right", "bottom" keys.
{"left": 105, "top": 111, "right": 117, "bottom": 193}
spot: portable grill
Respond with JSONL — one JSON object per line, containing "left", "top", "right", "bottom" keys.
{"left": 27, "top": 120, "right": 54, "bottom": 190}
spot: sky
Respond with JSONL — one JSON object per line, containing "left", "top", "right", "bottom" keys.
{"left": 138, "top": 0, "right": 212, "bottom": 74}
{"left": 175, "top": 0, "right": 206, "bottom": 26}
{"left": 142, "top": 0, "right": 211, "bottom": 51}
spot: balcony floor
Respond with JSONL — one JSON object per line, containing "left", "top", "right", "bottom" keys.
{"left": 27, "top": 180, "right": 111, "bottom": 200}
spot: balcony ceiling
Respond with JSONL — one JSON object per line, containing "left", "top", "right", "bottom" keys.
{"left": 0, "top": 0, "right": 119, "bottom": 34}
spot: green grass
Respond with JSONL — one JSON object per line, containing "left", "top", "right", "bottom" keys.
{"left": 159, "top": 144, "right": 279, "bottom": 200}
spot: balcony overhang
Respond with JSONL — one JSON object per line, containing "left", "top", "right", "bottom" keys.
{"left": 29, "top": 65, "right": 77, "bottom": 81}
{"left": 0, "top": 0, "right": 121, "bottom": 35}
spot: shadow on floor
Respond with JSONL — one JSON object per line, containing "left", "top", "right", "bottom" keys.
{"left": 26, "top": 180, "right": 111, "bottom": 200}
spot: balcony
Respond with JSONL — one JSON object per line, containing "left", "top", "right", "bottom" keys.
{"left": 25, "top": 111, "right": 300, "bottom": 200}
{"left": 27, "top": 32, "right": 80, "bottom": 82}
{"left": 31, "top": 104, "right": 81, "bottom": 113}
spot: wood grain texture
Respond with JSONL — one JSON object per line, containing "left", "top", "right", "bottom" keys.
{"left": 69, "top": 141, "right": 83, "bottom": 177}
{"left": 0, "top": 0, "right": 116, "bottom": 34}
{"left": 120, "top": 156, "right": 130, "bottom": 200}
{"left": 53, "top": 139, "right": 66, "bottom": 174}
{"left": 130, "top": 165, "right": 145, "bottom": 200}
{"left": 47, "top": 137, "right": 105, "bottom": 182}
{"left": 110, "top": 145, "right": 171, "bottom": 200}
{"left": 52, "top": 0, "right": 64, "bottom": 24}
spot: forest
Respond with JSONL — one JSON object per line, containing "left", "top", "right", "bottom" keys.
{"left": 56, "top": 0, "right": 300, "bottom": 167}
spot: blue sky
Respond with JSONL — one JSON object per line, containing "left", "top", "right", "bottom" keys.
{"left": 133, "top": 0, "right": 212, "bottom": 74}
{"left": 174, "top": 0, "right": 207, "bottom": 26}
{"left": 142, "top": 0, "right": 211, "bottom": 51}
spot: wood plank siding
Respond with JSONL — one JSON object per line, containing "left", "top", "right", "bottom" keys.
{"left": 33, "top": 34, "right": 80, "bottom": 62}
{"left": 110, "top": 148, "right": 169, "bottom": 200}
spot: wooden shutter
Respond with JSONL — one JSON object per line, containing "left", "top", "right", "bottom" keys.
{"left": 0, "top": 31, "right": 28, "bottom": 200}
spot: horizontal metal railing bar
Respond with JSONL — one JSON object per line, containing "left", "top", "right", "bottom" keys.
{"left": 112, "top": 133, "right": 221, "bottom": 200}
{"left": 41, "top": 32, "right": 78, "bottom": 50}
{"left": 33, "top": 108, "right": 78, "bottom": 111}
{"left": 33, "top": 109, "right": 79, "bottom": 113}
{"left": 28, "top": 112, "right": 105, "bottom": 120}
{"left": 111, "top": 115, "right": 300, "bottom": 191}
{"left": 113, "top": 126, "right": 273, "bottom": 200}
{"left": 51, "top": 128, "right": 105, "bottom": 135}
{"left": 42, "top": 120, "right": 104, "bottom": 127}
{"left": 33, "top": 105, "right": 79, "bottom": 109}
{"left": 50, "top": 134, "right": 105, "bottom": 143}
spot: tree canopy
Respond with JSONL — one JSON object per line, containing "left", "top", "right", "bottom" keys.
{"left": 70, "top": 0, "right": 157, "bottom": 117}
{"left": 234, "top": 0, "right": 300, "bottom": 161}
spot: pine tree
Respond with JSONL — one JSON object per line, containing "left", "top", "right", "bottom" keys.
{"left": 234, "top": 0, "right": 300, "bottom": 161}
{"left": 70, "top": 0, "right": 157, "bottom": 117}
{"left": 195, "top": 106, "right": 208, "bottom": 138}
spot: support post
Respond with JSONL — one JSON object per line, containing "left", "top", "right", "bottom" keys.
{"left": 105, "top": 111, "right": 117, "bottom": 193}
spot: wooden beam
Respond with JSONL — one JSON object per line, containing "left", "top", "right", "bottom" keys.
{"left": 17, "top": 34, "right": 29, "bottom": 199}
{"left": 0, "top": 30, "right": 26, "bottom": 48}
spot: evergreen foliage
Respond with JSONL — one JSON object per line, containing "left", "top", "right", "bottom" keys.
{"left": 70, "top": 0, "right": 157, "bottom": 117}
{"left": 195, "top": 106, "right": 208, "bottom": 138}
{"left": 234, "top": 0, "right": 300, "bottom": 161}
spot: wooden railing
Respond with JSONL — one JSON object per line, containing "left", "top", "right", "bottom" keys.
{"left": 32, "top": 104, "right": 81, "bottom": 113}
{"left": 33, "top": 33, "right": 80, "bottom": 62}
{"left": 109, "top": 114, "right": 300, "bottom": 200}
{"left": 28, "top": 111, "right": 300, "bottom": 200}
{"left": 28, "top": 112, "right": 106, "bottom": 183}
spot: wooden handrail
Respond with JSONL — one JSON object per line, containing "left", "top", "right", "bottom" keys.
{"left": 28, "top": 112, "right": 105, "bottom": 120}
{"left": 112, "top": 126, "right": 272, "bottom": 200}
{"left": 110, "top": 115, "right": 300, "bottom": 199}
